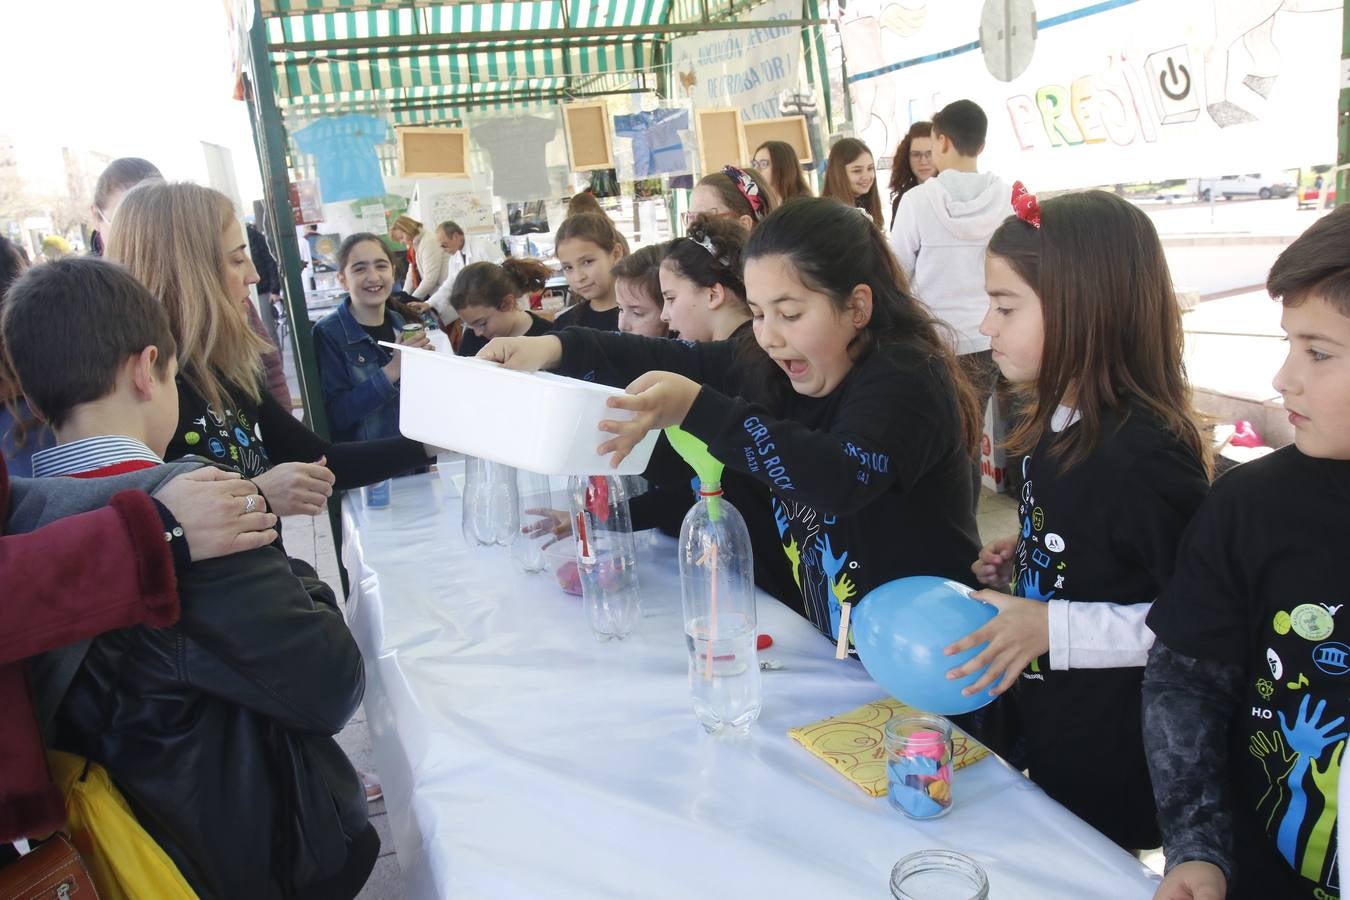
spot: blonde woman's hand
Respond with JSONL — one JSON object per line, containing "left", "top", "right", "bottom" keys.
{"left": 253, "top": 457, "right": 335, "bottom": 517}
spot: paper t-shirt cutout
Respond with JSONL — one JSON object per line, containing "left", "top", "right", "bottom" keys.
{"left": 292, "top": 114, "right": 387, "bottom": 203}
{"left": 471, "top": 115, "right": 559, "bottom": 202}
{"left": 614, "top": 109, "right": 691, "bottom": 178}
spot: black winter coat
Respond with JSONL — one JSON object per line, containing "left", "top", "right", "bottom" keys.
{"left": 18, "top": 460, "right": 366, "bottom": 899}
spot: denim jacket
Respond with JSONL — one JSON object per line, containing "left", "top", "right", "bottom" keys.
{"left": 313, "top": 299, "right": 406, "bottom": 442}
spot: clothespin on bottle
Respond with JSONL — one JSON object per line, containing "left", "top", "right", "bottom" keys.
{"left": 835, "top": 601, "right": 852, "bottom": 660}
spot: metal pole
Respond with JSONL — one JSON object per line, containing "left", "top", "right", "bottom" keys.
{"left": 245, "top": 8, "right": 331, "bottom": 441}
{"left": 287, "top": 35, "right": 644, "bottom": 64}
{"left": 244, "top": 0, "right": 347, "bottom": 590}
{"left": 271, "top": 17, "right": 832, "bottom": 54}
{"left": 1339, "top": 3, "right": 1349, "bottom": 208}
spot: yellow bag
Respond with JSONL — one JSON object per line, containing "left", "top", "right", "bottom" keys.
{"left": 47, "top": 751, "right": 197, "bottom": 900}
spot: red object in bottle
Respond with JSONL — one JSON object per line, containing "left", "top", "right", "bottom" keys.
{"left": 757, "top": 634, "right": 773, "bottom": 651}
{"left": 586, "top": 476, "right": 611, "bottom": 522}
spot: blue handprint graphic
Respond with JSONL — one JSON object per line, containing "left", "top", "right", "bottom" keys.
{"left": 1017, "top": 567, "right": 1055, "bottom": 602}
{"left": 1276, "top": 695, "right": 1348, "bottom": 867}
{"left": 820, "top": 532, "right": 850, "bottom": 637}
{"left": 772, "top": 499, "right": 790, "bottom": 539}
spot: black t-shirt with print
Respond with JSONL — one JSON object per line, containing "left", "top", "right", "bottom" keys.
{"left": 1148, "top": 446, "right": 1350, "bottom": 898}
{"left": 1012, "top": 407, "right": 1209, "bottom": 849}
{"left": 553, "top": 327, "right": 981, "bottom": 643}
{"left": 359, "top": 316, "right": 397, "bottom": 346}
{"left": 456, "top": 311, "right": 554, "bottom": 358}
{"left": 552, "top": 301, "right": 620, "bottom": 333}
{"left": 166, "top": 377, "right": 429, "bottom": 489}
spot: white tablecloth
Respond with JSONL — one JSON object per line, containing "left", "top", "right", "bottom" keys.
{"left": 341, "top": 472, "right": 1160, "bottom": 899}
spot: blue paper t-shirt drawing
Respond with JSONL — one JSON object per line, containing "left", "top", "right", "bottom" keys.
{"left": 292, "top": 114, "right": 387, "bottom": 203}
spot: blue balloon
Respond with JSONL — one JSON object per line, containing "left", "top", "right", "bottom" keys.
{"left": 852, "top": 576, "right": 998, "bottom": 715}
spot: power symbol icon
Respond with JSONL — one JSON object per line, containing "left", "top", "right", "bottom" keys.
{"left": 1160, "top": 58, "right": 1191, "bottom": 101}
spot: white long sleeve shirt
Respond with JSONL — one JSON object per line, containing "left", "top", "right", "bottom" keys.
{"left": 1042, "top": 405, "right": 1157, "bottom": 670}
{"left": 425, "top": 246, "right": 474, "bottom": 323}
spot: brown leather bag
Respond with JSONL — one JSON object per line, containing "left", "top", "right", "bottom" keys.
{"left": 0, "top": 835, "right": 98, "bottom": 900}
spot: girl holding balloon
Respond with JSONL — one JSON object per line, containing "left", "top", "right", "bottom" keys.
{"left": 479, "top": 198, "right": 983, "bottom": 646}
{"left": 944, "top": 187, "right": 1212, "bottom": 850}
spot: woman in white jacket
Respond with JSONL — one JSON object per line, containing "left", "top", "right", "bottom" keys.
{"left": 390, "top": 215, "right": 447, "bottom": 303}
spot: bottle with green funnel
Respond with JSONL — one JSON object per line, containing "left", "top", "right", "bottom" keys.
{"left": 669, "top": 426, "right": 762, "bottom": 735}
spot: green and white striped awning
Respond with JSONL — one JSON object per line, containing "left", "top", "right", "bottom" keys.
{"left": 259, "top": 0, "right": 830, "bottom": 127}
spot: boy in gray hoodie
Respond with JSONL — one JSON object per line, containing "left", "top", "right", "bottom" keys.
{"left": 890, "top": 99, "right": 1011, "bottom": 503}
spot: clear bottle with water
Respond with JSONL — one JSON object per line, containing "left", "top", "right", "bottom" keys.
{"left": 461, "top": 456, "right": 519, "bottom": 547}
{"left": 679, "top": 480, "right": 761, "bottom": 735}
{"left": 568, "top": 475, "right": 641, "bottom": 640}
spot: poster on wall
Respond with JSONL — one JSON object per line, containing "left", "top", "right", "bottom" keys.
{"left": 359, "top": 203, "right": 388, "bottom": 235}
{"left": 840, "top": 0, "right": 1342, "bottom": 191}
{"left": 288, "top": 180, "right": 323, "bottom": 225}
{"left": 670, "top": 0, "right": 802, "bottom": 121}
{"left": 426, "top": 190, "right": 496, "bottom": 234}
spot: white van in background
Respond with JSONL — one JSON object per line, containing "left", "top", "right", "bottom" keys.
{"left": 1197, "top": 173, "right": 1295, "bottom": 201}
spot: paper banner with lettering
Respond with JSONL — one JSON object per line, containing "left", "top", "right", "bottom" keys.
{"left": 670, "top": 0, "right": 802, "bottom": 121}
{"left": 840, "top": 0, "right": 1342, "bottom": 191}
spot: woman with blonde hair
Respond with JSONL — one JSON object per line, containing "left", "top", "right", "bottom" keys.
{"left": 107, "top": 182, "right": 432, "bottom": 518}
{"left": 390, "top": 214, "right": 447, "bottom": 302}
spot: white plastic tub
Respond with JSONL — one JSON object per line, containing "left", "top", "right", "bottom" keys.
{"left": 385, "top": 343, "right": 660, "bottom": 476}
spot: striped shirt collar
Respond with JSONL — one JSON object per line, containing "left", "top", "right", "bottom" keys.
{"left": 31, "top": 435, "right": 163, "bottom": 478}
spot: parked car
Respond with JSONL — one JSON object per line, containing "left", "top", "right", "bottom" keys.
{"left": 1198, "top": 173, "right": 1294, "bottom": 201}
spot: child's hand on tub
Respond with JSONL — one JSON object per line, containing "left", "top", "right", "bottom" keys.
{"left": 478, "top": 335, "right": 563, "bottom": 371}
{"left": 599, "top": 371, "right": 701, "bottom": 468}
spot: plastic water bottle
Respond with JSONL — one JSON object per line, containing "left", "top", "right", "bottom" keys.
{"left": 512, "top": 470, "right": 555, "bottom": 573}
{"left": 679, "top": 480, "right": 761, "bottom": 735}
{"left": 568, "top": 475, "right": 641, "bottom": 640}
{"left": 461, "top": 456, "right": 519, "bottom": 546}
{"left": 363, "top": 478, "right": 392, "bottom": 509}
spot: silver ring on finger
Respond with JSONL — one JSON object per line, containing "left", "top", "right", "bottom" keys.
{"left": 243, "top": 495, "right": 258, "bottom": 515}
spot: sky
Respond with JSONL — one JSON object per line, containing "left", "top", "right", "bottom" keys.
{"left": 1, "top": 0, "right": 264, "bottom": 207}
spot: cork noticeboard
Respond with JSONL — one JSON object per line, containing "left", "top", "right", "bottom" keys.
{"left": 742, "top": 115, "right": 812, "bottom": 164}
{"left": 694, "top": 107, "right": 747, "bottom": 176}
{"left": 562, "top": 102, "right": 615, "bottom": 172}
{"left": 397, "top": 127, "right": 470, "bottom": 179}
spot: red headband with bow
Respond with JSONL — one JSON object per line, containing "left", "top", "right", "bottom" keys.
{"left": 1011, "top": 180, "right": 1041, "bottom": 229}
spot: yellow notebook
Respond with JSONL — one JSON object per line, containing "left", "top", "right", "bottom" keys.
{"left": 788, "top": 698, "right": 990, "bottom": 797}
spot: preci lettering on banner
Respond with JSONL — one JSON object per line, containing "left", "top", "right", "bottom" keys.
{"left": 671, "top": 0, "right": 802, "bottom": 121}
{"left": 840, "top": 0, "right": 1341, "bottom": 190}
